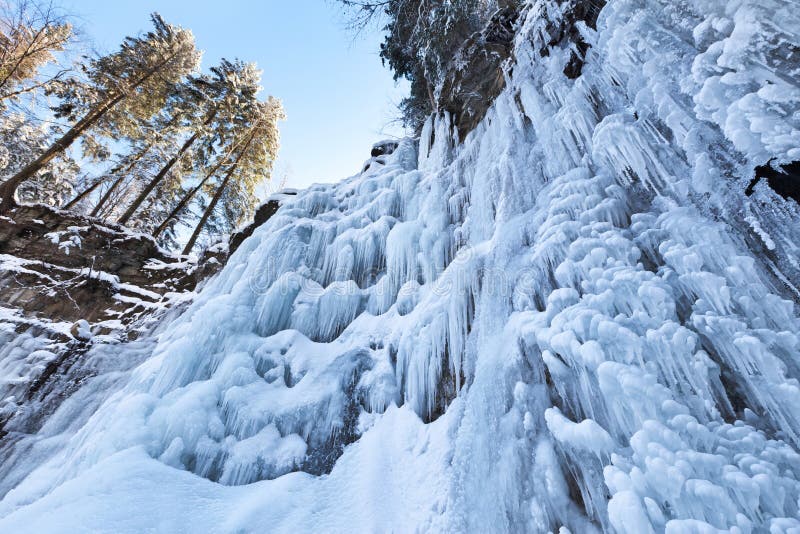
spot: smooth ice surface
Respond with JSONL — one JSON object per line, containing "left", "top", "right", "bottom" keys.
{"left": 1, "top": 0, "right": 800, "bottom": 532}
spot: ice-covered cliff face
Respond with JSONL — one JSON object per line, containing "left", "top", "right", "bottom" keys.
{"left": 2, "top": 0, "right": 800, "bottom": 531}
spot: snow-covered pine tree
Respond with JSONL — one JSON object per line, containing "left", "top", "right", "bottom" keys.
{"left": 84, "top": 105, "right": 185, "bottom": 219}
{"left": 338, "top": 0, "right": 508, "bottom": 130}
{"left": 116, "top": 59, "right": 264, "bottom": 227}
{"left": 0, "top": 0, "right": 73, "bottom": 104}
{"left": 182, "top": 96, "right": 283, "bottom": 255}
{"left": 0, "top": 112, "right": 77, "bottom": 206}
{"left": 0, "top": 12, "right": 199, "bottom": 213}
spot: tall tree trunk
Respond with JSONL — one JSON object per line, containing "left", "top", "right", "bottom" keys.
{"left": 62, "top": 178, "right": 103, "bottom": 210}
{"left": 181, "top": 129, "right": 261, "bottom": 255}
{"left": 63, "top": 147, "right": 148, "bottom": 212}
{"left": 151, "top": 153, "right": 224, "bottom": 239}
{"left": 182, "top": 124, "right": 260, "bottom": 255}
{"left": 181, "top": 168, "right": 233, "bottom": 256}
{"left": 117, "top": 109, "right": 217, "bottom": 225}
{"left": 90, "top": 144, "right": 154, "bottom": 217}
{"left": 0, "top": 50, "right": 179, "bottom": 213}
{"left": 116, "top": 131, "right": 200, "bottom": 225}
{"left": 0, "top": 92, "right": 124, "bottom": 212}
{"left": 152, "top": 124, "right": 257, "bottom": 239}
{"left": 91, "top": 174, "right": 125, "bottom": 217}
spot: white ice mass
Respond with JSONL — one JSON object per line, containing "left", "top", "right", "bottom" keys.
{"left": 2, "top": 0, "right": 800, "bottom": 532}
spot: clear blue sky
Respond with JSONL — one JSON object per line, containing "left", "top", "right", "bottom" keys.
{"left": 60, "top": 0, "right": 409, "bottom": 193}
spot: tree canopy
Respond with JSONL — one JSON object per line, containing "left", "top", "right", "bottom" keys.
{"left": 0, "top": 2, "right": 283, "bottom": 254}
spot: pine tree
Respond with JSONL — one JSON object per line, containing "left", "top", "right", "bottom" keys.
{"left": 63, "top": 139, "right": 154, "bottom": 213}
{"left": 0, "top": 112, "right": 77, "bottom": 206}
{"left": 97, "top": 137, "right": 177, "bottom": 220}
{"left": 0, "top": 13, "right": 199, "bottom": 213}
{"left": 337, "top": 0, "right": 501, "bottom": 130}
{"left": 216, "top": 96, "right": 283, "bottom": 229}
{"left": 150, "top": 130, "right": 241, "bottom": 239}
{"left": 116, "top": 58, "right": 263, "bottom": 226}
{"left": 0, "top": 0, "right": 73, "bottom": 104}
{"left": 183, "top": 97, "right": 283, "bottom": 255}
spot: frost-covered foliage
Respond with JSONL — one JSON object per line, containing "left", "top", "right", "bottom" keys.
{"left": 0, "top": 113, "right": 77, "bottom": 206}
{"left": 0, "top": 13, "right": 200, "bottom": 213}
{"left": 345, "top": 0, "right": 511, "bottom": 129}
{"left": 1, "top": 0, "right": 800, "bottom": 532}
{"left": 0, "top": 0, "right": 73, "bottom": 103}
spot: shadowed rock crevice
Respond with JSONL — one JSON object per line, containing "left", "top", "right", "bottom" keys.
{"left": 746, "top": 160, "right": 800, "bottom": 203}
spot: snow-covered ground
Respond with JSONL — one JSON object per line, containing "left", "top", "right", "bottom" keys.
{"left": 1, "top": 0, "right": 800, "bottom": 532}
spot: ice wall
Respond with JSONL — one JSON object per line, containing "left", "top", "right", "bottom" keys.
{"left": 1, "top": 0, "right": 799, "bottom": 532}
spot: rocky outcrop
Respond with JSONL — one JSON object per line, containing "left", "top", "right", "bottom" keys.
{"left": 746, "top": 160, "right": 800, "bottom": 203}
{"left": 370, "top": 140, "right": 399, "bottom": 158}
{"left": 439, "top": 6, "right": 520, "bottom": 140}
{"left": 362, "top": 141, "right": 401, "bottom": 173}
{"left": 436, "top": 0, "right": 608, "bottom": 140}
{"left": 537, "top": 0, "right": 606, "bottom": 79}
{"left": 229, "top": 190, "right": 298, "bottom": 255}
{"left": 0, "top": 204, "right": 223, "bottom": 336}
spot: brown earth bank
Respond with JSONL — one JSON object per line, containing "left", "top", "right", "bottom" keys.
{"left": 0, "top": 203, "right": 226, "bottom": 337}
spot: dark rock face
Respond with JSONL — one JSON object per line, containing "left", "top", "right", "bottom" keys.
{"left": 746, "top": 160, "right": 800, "bottom": 203}
{"left": 371, "top": 140, "right": 399, "bottom": 158}
{"left": 534, "top": 0, "right": 607, "bottom": 79}
{"left": 439, "top": 7, "right": 520, "bottom": 140}
{"left": 229, "top": 192, "right": 297, "bottom": 255}
{"left": 0, "top": 204, "right": 221, "bottom": 331}
{"left": 560, "top": 0, "right": 606, "bottom": 79}
{"left": 362, "top": 141, "right": 400, "bottom": 173}
{"left": 434, "top": 1, "right": 609, "bottom": 140}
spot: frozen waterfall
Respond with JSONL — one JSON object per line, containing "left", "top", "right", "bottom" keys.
{"left": 1, "top": 0, "right": 800, "bottom": 532}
